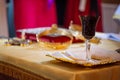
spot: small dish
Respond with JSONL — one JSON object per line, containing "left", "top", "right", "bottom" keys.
{"left": 4, "top": 38, "right": 32, "bottom": 46}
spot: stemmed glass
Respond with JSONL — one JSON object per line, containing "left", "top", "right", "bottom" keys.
{"left": 80, "top": 15, "right": 100, "bottom": 61}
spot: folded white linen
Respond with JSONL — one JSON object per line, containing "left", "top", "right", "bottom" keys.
{"left": 107, "top": 33, "right": 120, "bottom": 42}
{"left": 17, "top": 27, "right": 50, "bottom": 34}
{"left": 95, "top": 33, "right": 120, "bottom": 42}
{"left": 47, "top": 45, "right": 120, "bottom": 65}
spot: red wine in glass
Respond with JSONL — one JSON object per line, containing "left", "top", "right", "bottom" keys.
{"left": 80, "top": 15, "right": 100, "bottom": 61}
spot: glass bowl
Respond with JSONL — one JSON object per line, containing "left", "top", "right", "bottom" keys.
{"left": 37, "top": 26, "right": 73, "bottom": 50}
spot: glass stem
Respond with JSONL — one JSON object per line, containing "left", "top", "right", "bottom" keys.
{"left": 86, "top": 39, "right": 91, "bottom": 61}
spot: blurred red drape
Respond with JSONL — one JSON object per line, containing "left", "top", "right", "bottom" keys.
{"left": 14, "top": 0, "right": 57, "bottom": 36}
{"left": 64, "top": 0, "right": 103, "bottom": 32}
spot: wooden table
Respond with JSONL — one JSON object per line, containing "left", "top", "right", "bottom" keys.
{"left": 0, "top": 39, "right": 120, "bottom": 80}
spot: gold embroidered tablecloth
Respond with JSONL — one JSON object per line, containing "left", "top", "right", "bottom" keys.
{"left": 0, "top": 39, "right": 120, "bottom": 80}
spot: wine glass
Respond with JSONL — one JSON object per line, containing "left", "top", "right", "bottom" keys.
{"left": 80, "top": 15, "right": 100, "bottom": 61}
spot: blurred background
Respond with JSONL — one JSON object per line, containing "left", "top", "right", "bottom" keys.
{"left": 0, "top": 0, "right": 120, "bottom": 38}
